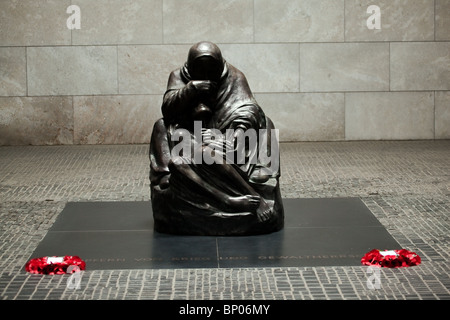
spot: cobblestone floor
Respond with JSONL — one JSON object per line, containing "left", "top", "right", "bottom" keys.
{"left": 0, "top": 141, "right": 449, "bottom": 300}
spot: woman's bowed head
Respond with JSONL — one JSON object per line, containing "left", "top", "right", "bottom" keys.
{"left": 162, "top": 41, "right": 225, "bottom": 127}
{"left": 150, "top": 41, "right": 284, "bottom": 235}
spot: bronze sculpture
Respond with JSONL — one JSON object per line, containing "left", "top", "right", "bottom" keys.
{"left": 150, "top": 42, "right": 283, "bottom": 235}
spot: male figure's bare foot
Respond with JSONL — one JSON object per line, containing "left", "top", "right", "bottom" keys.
{"left": 224, "top": 195, "right": 260, "bottom": 212}
{"left": 256, "top": 198, "right": 272, "bottom": 222}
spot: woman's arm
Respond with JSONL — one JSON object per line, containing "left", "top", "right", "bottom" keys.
{"left": 161, "top": 71, "right": 216, "bottom": 123}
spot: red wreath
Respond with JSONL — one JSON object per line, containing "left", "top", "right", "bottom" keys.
{"left": 25, "top": 256, "right": 86, "bottom": 275}
{"left": 361, "top": 249, "right": 421, "bottom": 268}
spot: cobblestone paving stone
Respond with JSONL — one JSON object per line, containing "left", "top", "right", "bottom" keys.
{"left": 0, "top": 141, "right": 449, "bottom": 300}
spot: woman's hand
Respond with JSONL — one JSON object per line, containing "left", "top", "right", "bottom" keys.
{"left": 187, "top": 80, "right": 217, "bottom": 96}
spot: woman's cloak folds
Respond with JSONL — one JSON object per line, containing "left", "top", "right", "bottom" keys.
{"left": 149, "top": 62, "right": 284, "bottom": 236}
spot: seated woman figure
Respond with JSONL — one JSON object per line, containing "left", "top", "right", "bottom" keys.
{"left": 149, "top": 41, "right": 283, "bottom": 236}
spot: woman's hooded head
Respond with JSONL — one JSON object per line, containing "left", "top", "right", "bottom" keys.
{"left": 182, "top": 41, "right": 226, "bottom": 82}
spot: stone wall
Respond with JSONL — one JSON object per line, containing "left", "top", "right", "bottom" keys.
{"left": 0, "top": 0, "right": 449, "bottom": 145}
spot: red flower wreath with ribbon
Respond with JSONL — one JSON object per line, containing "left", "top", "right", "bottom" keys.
{"left": 361, "top": 249, "right": 421, "bottom": 268}
{"left": 25, "top": 256, "right": 86, "bottom": 275}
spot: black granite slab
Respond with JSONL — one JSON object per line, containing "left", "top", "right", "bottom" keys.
{"left": 28, "top": 198, "right": 401, "bottom": 270}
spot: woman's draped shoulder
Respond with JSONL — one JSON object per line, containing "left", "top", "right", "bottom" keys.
{"left": 212, "top": 63, "right": 267, "bottom": 132}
